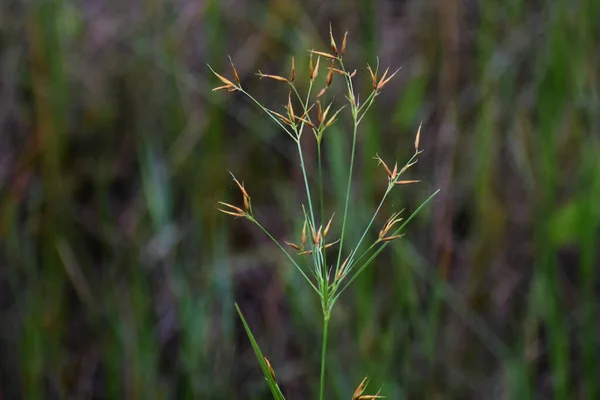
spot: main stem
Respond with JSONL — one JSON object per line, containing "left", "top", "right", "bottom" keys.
{"left": 319, "top": 311, "right": 330, "bottom": 400}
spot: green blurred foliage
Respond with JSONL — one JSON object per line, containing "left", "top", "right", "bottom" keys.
{"left": 0, "top": 0, "right": 598, "bottom": 398}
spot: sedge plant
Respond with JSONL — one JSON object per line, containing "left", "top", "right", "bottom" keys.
{"left": 210, "top": 27, "right": 439, "bottom": 399}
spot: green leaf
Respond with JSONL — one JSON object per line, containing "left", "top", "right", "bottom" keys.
{"left": 235, "top": 304, "right": 286, "bottom": 400}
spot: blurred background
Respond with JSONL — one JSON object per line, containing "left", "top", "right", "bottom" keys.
{"left": 1, "top": 0, "right": 599, "bottom": 398}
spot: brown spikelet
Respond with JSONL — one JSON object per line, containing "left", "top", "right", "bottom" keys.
{"left": 310, "top": 49, "right": 337, "bottom": 60}
{"left": 290, "top": 56, "right": 296, "bottom": 82}
{"left": 270, "top": 110, "right": 293, "bottom": 125}
{"left": 316, "top": 87, "right": 327, "bottom": 98}
{"left": 256, "top": 70, "right": 289, "bottom": 82}
{"left": 353, "top": 377, "right": 369, "bottom": 400}
{"left": 324, "top": 238, "right": 340, "bottom": 249}
{"left": 212, "top": 84, "right": 233, "bottom": 92}
{"left": 311, "top": 56, "right": 321, "bottom": 80}
{"left": 367, "top": 64, "right": 377, "bottom": 89}
{"left": 297, "top": 116, "right": 316, "bottom": 129}
{"left": 332, "top": 67, "right": 346, "bottom": 75}
{"left": 415, "top": 121, "right": 422, "bottom": 152}
{"left": 324, "top": 107, "right": 344, "bottom": 128}
{"left": 350, "top": 69, "right": 357, "bottom": 78}
{"left": 376, "top": 67, "right": 400, "bottom": 91}
{"left": 341, "top": 31, "right": 348, "bottom": 56}
{"left": 315, "top": 226, "right": 322, "bottom": 245}
{"left": 357, "top": 395, "right": 385, "bottom": 399}
{"left": 301, "top": 219, "right": 307, "bottom": 248}
{"left": 229, "top": 172, "right": 249, "bottom": 198}
{"left": 228, "top": 56, "right": 241, "bottom": 85}
{"left": 310, "top": 224, "right": 318, "bottom": 245}
{"left": 298, "top": 249, "right": 313, "bottom": 255}
{"left": 287, "top": 92, "right": 295, "bottom": 122}
{"left": 309, "top": 54, "right": 314, "bottom": 79}
{"left": 217, "top": 202, "right": 246, "bottom": 217}
{"left": 321, "top": 102, "right": 332, "bottom": 126}
{"left": 336, "top": 254, "right": 351, "bottom": 280}
{"left": 210, "top": 67, "right": 235, "bottom": 87}
{"left": 329, "top": 23, "right": 338, "bottom": 55}
{"left": 391, "top": 162, "right": 398, "bottom": 180}
{"left": 285, "top": 241, "right": 301, "bottom": 251}
{"left": 264, "top": 357, "right": 277, "bottom": 383}
{"left": 374, "top": 154, "right": 393, "bottom": 178}
{"left": 326, "top": 60, "right": 334, "bottom": 87}
{"left": 395, "top": 180, "right": 421, "bottom": 185}
{"left": 317, "top": 101, "right": 323, "bottom": 125}
{"left": 323, "top": 213, "right": 335, "bottom": 236}
{"left": 243, "top": 193, "right": 250, "bottom": 211}
{"left": 379, "top": 212, "right": 403, "bottom": 239}
{"left": 381, "top": 234, "right": 403, "bottom": 242}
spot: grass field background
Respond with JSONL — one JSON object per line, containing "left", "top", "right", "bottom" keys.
{"left": 1, "top": 0, "right": 599, "bottom": 398}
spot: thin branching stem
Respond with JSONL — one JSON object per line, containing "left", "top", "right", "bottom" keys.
{"left": 252, "top": 218, "right": 319, "bottom": 294}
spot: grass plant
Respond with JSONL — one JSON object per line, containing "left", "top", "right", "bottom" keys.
{"left": 210, "top": 27, "right": 439, "bottom": 399}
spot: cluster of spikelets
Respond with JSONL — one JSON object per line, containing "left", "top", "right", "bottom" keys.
{"left": 211, "top": 25, "right": 436, "bottom": 400}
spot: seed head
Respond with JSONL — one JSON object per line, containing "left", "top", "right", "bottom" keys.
{"left": 395, "top": 180, "right": 420, "bottom": 185}
{"left": 301, "top": 219, "right": 307, "bottom": 248}
{"left": 341, "top": 31, "right": 348, "bottom": 56}
{"left": 324, "top": 106, "right": 344, "bottom": 128}
{"left": 270, "top": 110, "right": 293, "bottom": 126}
{"left": 290, "top": 56, "right": 296, "bottom": 82}
{"left": 367, "top": 64, "right": 377, "bottom": 89}
{"left": 311, "top": 55, "right": 321, "bottom": 80}
{"left": 353, "top": 377, "right": 369, "bottom": 400}
{"left": 285, "top": 241, "right": 301, "bottom": 251}
{"left": 317, "top": 101, "right": 323, "bottom": 125}
{"left": 323, "top": 238, "right": 340, "bottom": 249}
{"left": 376, "top": 67, "right": 400, "bottom": 91}
{"left": 323, "top": 213, "right": 335, "bottom": 237}
{"left": 310, "top": 49, "right": 337, "bottom": 60}
{"left": 374, "top": 154, "right": 393, "bottom": 178}
{"left": 256, "top": 70, "right": 288, "bottom": 83}
{"left": 208, "top": 65, "right": 238, "bottom": 92}
{"left": 228, "top": 56, "right": 241, "bottom": 85}
{"left": 217, "top": 202, "right": 245, "bottom": 218}
{"left": 287, "top": 92, "right": 295, "bottom": 122}
{"left": 336, "top": 253, "right": 351, "bottom": 280}
{"left": 415, "top": 121, "right": 422, "bottom": 152}
{"left": 379, "top": 212, "right": 403, "bottom": 239}
{"left": 326, "top": 60, "right": 335, "bottom": 87}
{"left": 329, "top": 23, "right": 338, "bottom": 55}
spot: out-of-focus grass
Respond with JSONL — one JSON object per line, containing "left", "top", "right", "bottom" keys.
{"left": 1, "top": 0, "right": 599, "bottom": 398}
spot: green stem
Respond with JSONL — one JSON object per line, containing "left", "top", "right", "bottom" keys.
{"left": 335, "top": 119, "right": 358, "bottom": 270}
{"left": 317, "top": 143, "right": 325, "bottom": 224}
{"left": 319, "top": 312, "right": 330, "bottom": 400}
